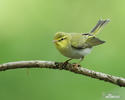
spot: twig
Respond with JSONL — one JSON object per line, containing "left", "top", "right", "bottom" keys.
{"left": 0, "top": 60, "right": 125, "bottom": 87}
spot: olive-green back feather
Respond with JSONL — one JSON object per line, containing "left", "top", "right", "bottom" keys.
{"left": 71, "top": 33, "right": 88, "bottom": 49}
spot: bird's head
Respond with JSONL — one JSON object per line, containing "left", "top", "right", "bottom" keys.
{"left": 53, "top": 32, "right": 70, "bottom": 49}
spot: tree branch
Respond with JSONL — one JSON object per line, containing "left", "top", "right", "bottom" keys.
{"left": 0, "top": 60, "right": 125, "bottom": 87}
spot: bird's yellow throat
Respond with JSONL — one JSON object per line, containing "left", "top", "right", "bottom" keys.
{"left": 55, "top": 39, "right": 69, "bottom": 49}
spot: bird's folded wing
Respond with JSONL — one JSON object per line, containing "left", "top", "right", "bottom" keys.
{"left": 85, "top": 37, "right": 105, "bottom": 47}
{"left": 71, "top": 33, "right": 105, "bottom": 49}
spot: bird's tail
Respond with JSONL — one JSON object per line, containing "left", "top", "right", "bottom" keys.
{"left": 90, "top": 19, "right": 110, "bottom": 35}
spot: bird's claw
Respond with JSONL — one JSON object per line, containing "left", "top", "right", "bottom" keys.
{"left": 60, "top": 59, "right": 72, "bottom": 69}
{"left": 60, "top": 61, "right": 69, "bottom": 69}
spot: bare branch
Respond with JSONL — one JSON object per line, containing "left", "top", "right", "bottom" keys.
{"left": 0, "top": 60, "right": 125, "bottom": 87}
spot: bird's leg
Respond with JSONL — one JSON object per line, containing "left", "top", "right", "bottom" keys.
{"left": 73, "top": 56, "right": 84, "bottom": 68}
{"left": 79, "top": 56, "right": 84, "bottom": 64}
{"left": 61, "top": 58, "right": 72, "bottom": 69}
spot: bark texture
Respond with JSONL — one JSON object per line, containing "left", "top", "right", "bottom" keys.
{"left": 0, "top": 60, "right": 125, "bottom": 87}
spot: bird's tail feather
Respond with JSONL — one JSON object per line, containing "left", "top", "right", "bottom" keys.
{"left": 90, "top": 19, "right": 110, "bottom": 35}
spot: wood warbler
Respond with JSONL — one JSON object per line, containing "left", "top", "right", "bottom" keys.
{"left": 53, "top": 19, "right": 110, "bottom": 65}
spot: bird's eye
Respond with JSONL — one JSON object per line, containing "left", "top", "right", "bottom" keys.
{"left": 61, "top": 38, "right": 64, "bottom": 40}
{"left": 58, "top": 38, "right": 65, "bottom": 42}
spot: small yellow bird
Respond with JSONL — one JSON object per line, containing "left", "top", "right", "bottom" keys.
{"left": 53, "top": 19, "right": 110, "bottom": 66}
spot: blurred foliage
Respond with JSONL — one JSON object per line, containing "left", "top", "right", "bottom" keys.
{"left": 0, "top": 0, "right": 125, "bottom": 100}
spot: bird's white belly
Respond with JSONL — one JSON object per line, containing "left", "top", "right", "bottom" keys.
{"left": 60, "top": 46, "right": 92, "bottom": 59}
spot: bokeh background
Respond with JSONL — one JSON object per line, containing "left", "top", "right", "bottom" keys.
{"left": 0, "top": 0, "right": 125, "bottom": 100}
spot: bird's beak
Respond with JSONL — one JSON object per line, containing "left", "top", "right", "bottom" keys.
{"left": 53, "top": 40, "right": 58, "bottom": 43}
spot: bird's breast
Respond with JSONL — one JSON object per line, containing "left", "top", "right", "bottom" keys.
{"left": 57, "top": 44, "right": 92, "bottom": 59}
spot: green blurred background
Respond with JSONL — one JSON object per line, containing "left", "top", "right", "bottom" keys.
{"left": 0, "top": 0, "right": 125, "bottom": 100}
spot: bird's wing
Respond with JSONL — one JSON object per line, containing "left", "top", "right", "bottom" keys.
{"left": 71, "top": 33, "right": 105, "bottom": 49}
{"left": 85, "top": 36, "right": 105, "bottom": 48}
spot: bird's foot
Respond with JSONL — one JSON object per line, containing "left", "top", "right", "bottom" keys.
{"left": 61, "top": 61, "right": 68, "bottom": 69}
{"left": 60, "top": 59, "right": 72, "bottom": 69}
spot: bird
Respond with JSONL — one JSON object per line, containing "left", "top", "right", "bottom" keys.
{"left": 53, "top": 19, "right": 110, "bottom": 67}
